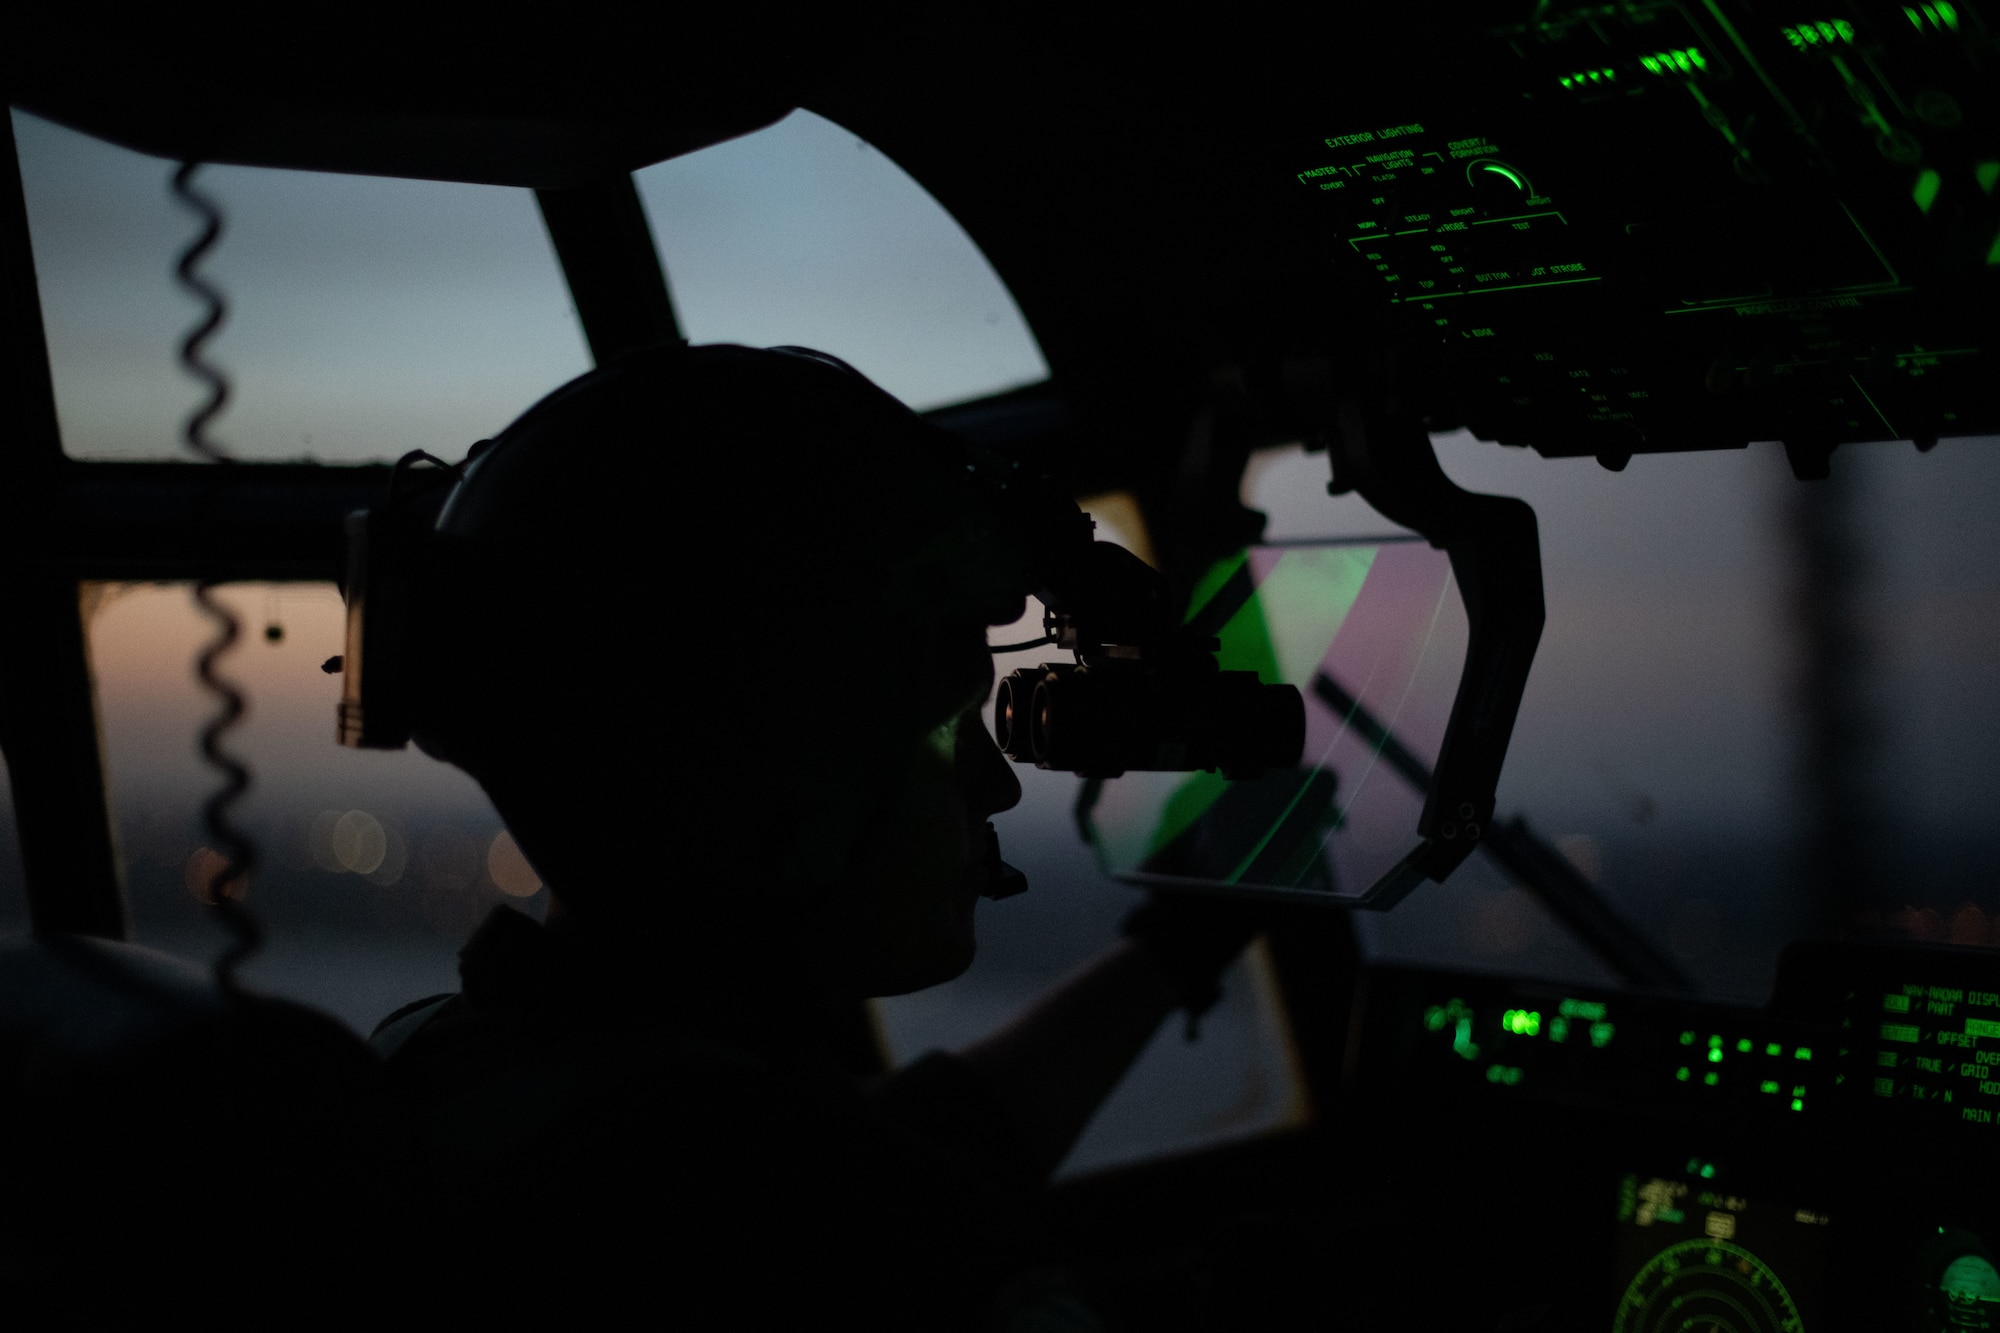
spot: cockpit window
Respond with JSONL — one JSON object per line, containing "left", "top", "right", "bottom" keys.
{"left": 1247, "top": 434, "right": 2000, "bottom": 1004}
{"left": 11, "top": 109, "right": 591, "bottom": 463}
{"left": 83, "top": 582, "right": 518, "bottom": 1028}
{"left": 633, "top": 110, "right": 1048, "bottom": 409}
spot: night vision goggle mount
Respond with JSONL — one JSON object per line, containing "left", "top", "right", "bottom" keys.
{"left": 975, "top": 461, "right": 1306, "bottom": 783}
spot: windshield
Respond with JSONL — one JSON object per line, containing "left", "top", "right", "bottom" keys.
{"left": 1247, "top": 433, "right": 2000, "bottom": 1002}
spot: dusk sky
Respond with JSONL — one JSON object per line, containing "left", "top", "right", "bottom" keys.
{"left": 5, "top": 103, "right": 1999, "bottom": 1031}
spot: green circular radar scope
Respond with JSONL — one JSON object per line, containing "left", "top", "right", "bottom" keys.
{"left": 1614, "top": 1237, "right": 1804, "bottom": 1333}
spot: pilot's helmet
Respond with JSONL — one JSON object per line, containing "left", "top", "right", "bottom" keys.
{"left": 404, "top": 343, "right": 1028, "bottom": 919}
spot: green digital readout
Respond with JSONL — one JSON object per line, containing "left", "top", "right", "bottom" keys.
{"left": 1559, "top": 67, "right": 1617, "bottom": 89}
{"left": 1783, "top": 18, "right": 1855, "bottom": 46}
{"left": 1859, "top": 984, "right": 2000, "bottom": 1124}
{"left": 1905, "top": 1, "right": 1961, "bottom": 31}
{"left": 1639, "top": 47, "right": 1708, "bottom": 74}
{"left": 1416, "top": 991, "right": 1626, "bottom": 1094}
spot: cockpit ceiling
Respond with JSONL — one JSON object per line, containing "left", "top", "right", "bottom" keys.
{"left": 12, "top": 3, "right": 1995, "bottom": 468}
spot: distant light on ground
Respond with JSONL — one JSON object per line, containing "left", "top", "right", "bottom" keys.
{"left": 331, "top": 810, "right": 388, "bottom": 875}
{"left": 183, "top": 846, "right": 246, "bottom": 903}
{"left": 487, "top": 831, "right": 542, "bottom": 899}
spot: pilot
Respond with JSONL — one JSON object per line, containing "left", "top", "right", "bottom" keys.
{"left": 368, "top": 342, "right": 1257, "bottom": 1328}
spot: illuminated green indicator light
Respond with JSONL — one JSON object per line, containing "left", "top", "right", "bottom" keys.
{"left": 1794, "top": 1085, "right": 1806, "bottom": 1097}
{"left": 1766, "top": 1042, "right": 1783, "bottom": 1057}
{"left": 1708, "top": 1034, "right": 1724, "bottom": 1048}
{"left": 1796, "top": 1047, "right": 1813, "bottom": 1061}
{"left": 1875, "top": 1077, "right": 1896, "bottom": 1097}
{"left": 1977, "top": 163, "right": 1999, "bottom": 196}
{"left": 1486, "top": 1064, "right": 1524, "bottom": 1086}
{"left": 1884, "top": 993, "right": 1911, "bottom": 1012}
{"left": 1549, "top": 1016, "right": 1571, "bottom": 1043}
{"left": 1677, "top": 1066, "right": 1691, "bottom": 1081}
{"left": 1503, "top": 1008, "right": 1542, "bottom": 1036}
{"left": 1737, "top": 1038, "right": 1754, "bottom": 1054}
{"left": 1680, "top": 1030, "right": 1697, "bottom": 1046}
{"left": 1761, "top": 1080, "right": 1781, "bottom": 1094}
{"left": 1477, "top": 163, "right": 1527, "bottom": 191}
{"left": 1915, "top": 169, "right": 1943, "bottom": 214}
{"left": 1792, "top": 1098, "right": 1805, "bottom": 1111}
{"left": 1700, "top": 1163, "right": 1716, "bottom": 1179}
{"left": 1965, "top": 1018, "right": 2000, "bottom": 1039}
{"left": 1883, "top": 1022, "right": 1922, "bottom": 1043}
{"left": 1590, "top": 1021, "right": 1617, "bottom": 1048}
{"left": 1907, "top": 2, "right": 1961, "bottom": 28}
{"left": 1704, "top": 1072, "right": 1720, "bottom": 1086}
{"left": 1709, "top": 1048, "right": 1725, "bottom": 1063}
{"left": 1562, "top": 999, "right": 1607, "bottom": 1021}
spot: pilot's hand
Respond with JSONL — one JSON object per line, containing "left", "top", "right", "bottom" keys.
{"left": 1120, "top": 890, "right": 1264, "bottom": 1038}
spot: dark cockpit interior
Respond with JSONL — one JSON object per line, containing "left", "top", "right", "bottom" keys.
{"left": 3, "top": 4, "right": 1999, "bottom": 1328}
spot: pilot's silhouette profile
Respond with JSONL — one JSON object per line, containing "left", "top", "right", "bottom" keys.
{"left": 369, "top": 343, "right": 1256, "bottom": 1328}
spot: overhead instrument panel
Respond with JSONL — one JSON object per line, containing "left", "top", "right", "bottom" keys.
{"left": 1284, "top": 0, "right": 1998, "bottom": 463}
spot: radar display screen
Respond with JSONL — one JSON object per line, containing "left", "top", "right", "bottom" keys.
{"left": 1613, "top": 1165, "right": 1830, "bottom": 1332}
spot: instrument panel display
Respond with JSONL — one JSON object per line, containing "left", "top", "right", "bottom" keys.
{"left": 1612, "top": 1163, "right": 1829, "bottom": 1332}
{"left": 1350, "top": 941, "right": 2000, "bottom": 1331}
{"left": 1280, "top": 0, "right": 1999, "bottom": 461}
